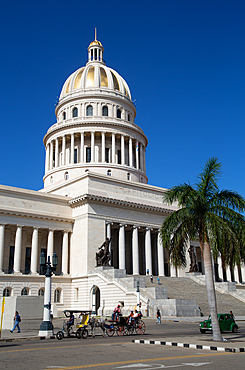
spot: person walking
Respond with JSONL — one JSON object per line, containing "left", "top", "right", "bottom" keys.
{"left": 157, "top": 276, "right": 160, "bottom": 285}
{"left": 156, "top": 308, "right": 161, "bottom": 324}
{"left": 10, "top": 311, "right": 21, "bottom": 333}
{"left": 150, "top": 275, "right": 153, "bottom": 283}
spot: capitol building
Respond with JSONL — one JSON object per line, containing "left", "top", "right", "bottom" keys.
{"left": 0, "top": 34, "right": 240, "bottom": 317}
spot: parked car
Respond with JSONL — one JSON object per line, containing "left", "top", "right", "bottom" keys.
{"left": 199, "top": 313, "right": 238, "bottom": 334}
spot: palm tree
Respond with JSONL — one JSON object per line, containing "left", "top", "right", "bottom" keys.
{"left": 160, "top": 158, "right": 245, "bottom": 341}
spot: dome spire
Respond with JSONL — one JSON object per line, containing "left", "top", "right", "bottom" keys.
{"left": 87, "top": 29, "right": 105, "bottom": 65}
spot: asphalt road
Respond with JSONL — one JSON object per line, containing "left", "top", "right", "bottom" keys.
{"left": 1, "top": 320, "right": 245, "bottom": 370}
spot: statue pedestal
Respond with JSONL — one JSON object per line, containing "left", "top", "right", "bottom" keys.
{"left": 95, "top": 266, "right": 114, "bottom": 271}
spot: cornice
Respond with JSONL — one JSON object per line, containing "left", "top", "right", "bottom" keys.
{"left": 44, "top": 119, "right": 147, "bottom": 146}
{"left": 68, "top": 193, "right": 173, "bottom": 215}
{"left": 0, "top": 206, "right": 74, "bottom": 224}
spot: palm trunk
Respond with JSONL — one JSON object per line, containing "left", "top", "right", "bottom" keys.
{"left": 203, "top": 242, "right": 223, "bottom": 341}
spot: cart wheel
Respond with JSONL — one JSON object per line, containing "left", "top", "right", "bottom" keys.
{"left": 136, "top": 320, "right": 146, "bottom": 335}
{"left": 127, "top": 326, "right": 134, "bottom": 335}
{"left": 76, "top": 329, "right": 82, "bottom": 339}
{"left": 106, "top": 327, "right": 115, "bottom": 337}
{"left": 200, "top": 329, "right": 206, "bottom": 334}
{"left": 116, "top": 324, "right": 125, "bottom": 336}
{"left": 56, "top": 331, "right": 64, "bottom": 340}
{"left": 82, "top": 329, "right": 88, "bottom": 339}
{"left": 232, "top": 326, "right": 238, "bottom": 333}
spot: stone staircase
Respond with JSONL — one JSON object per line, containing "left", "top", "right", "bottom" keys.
{"left": 145, "top": 275, "right": 245, "bottom": 316}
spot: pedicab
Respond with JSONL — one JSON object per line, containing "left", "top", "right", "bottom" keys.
{"left": 56, "top": 310, "right": 92, "bottom": 340}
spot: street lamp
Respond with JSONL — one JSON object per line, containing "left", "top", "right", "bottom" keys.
{"left": 136, "top": 281, "right": 140, "bottom": 311}
{"left": 38, "top": 252, "right": 58, "bottom": 337}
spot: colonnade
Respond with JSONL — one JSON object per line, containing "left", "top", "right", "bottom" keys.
{"left": 45, "top": 130, "right": 146, "bottom": 174}
{"left": 0, "top": 224, "right": 70, "bottom": 275}
{"left": 106, "top": 222, "right": 165, "bottom": 277}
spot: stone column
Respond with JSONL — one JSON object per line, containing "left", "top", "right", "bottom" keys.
{"left": 0, "top": 225, "right": 5, "bottom": 273}
{"left": 226, "top": 266, "right": 232, "bottom": 282}
{"left": 119, "top": 224, "right": 126, "bottom": 270}
{"left": 132, "top": 226, "right": 139, "bottom": 275}
{"left": 218, "top": 255, "right": 223, "bottom": 281}
{"left": 234, "top": 265, "right": 240, "bottom": 283}
{"left": 112, "top": 133, "right": 116, "bottom": 163}
{"left": 91, "top": 132, "right": 95, "bottom": 162}
{"left": 157, "top": 230, "right": 165, "bottom": 276}
{"left": 62, "top": 135, "right": 66, "bottom": 166}
{"left": 55, "top": 138, "right": 59, "bottom": 167}
{"left": 121, "top": 135, "right": 125, "bottom": 165}
{"left": 71, "top": 133, "right": 74, "bottom": 164}
{"left": 136, "top": 141, "right": 139, "bottom": 170}
{"left": 129, "top": 137, "right": 133, "bottom": 167}
{"left": 30, "top": 228, "right": 39, "bottom": 274}
{"left": 80, "top": 132, "right": 84, "bottom": 163}
{"left": 140, "top": 143, "right": 144, "bottom": 171}
{"left": 50, "top": 141, "right": 53, "bottom": 170}
{"left": 45, "top": 144, "right": 50, "bottom": 173}
{"left": 62, "top": 231, "right": 69, "bottom": 275}
{"left": 106, "top": 222, "right": 112, "bottom": 263}
{"left": 102, "top": 132, "right": 105, "bottom": 162}
{"left": 47, "top": 229, "right": 54, "bottom": 262}
{"left": 170, "top": 264, "right": 177, "bottom": 277}
{"left": 13, "top": 226, "right": 22, "bottom": 273}
{"left": 145, "top": 228, "right": 152, "bottom": 275}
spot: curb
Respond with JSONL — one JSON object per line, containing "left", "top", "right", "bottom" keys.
{"left": 132, "top": 339, "right": 245, "bottom": 353}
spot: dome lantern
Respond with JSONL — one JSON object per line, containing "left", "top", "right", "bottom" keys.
{"left": 87, "top": 28, "right": 105, "bottom": 65}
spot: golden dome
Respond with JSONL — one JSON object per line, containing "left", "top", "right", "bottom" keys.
{"left": 89, "top": 40, "right": 103, "bottom": 47}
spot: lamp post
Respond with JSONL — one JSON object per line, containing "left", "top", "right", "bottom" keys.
{"left": 38, "top": 252, "right": 58, "bottom": 337}
{"left": 136, "top": 281, "right": 140, "bottom": 311}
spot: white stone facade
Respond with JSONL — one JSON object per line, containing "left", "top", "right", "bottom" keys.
{"left": 0, "top": 35, "right": 244, "bottom": 316}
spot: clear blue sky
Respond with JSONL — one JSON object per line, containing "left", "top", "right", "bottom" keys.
{"left": 1, "top": 0, "right": 245, "bottom": 196}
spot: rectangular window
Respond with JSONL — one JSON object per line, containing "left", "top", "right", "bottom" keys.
{"left": 105, "top": 148, "right": 110, "bottom": 163}
{"left": 118, "top": 150, "right": 121, "bottom": 164}
{"left": 86, "top": 147, "right": 91, "bottom": 162}
{"left": 25, "top": 247, "right": 31, "bottom": 274}
{"left": 8, "top": 246, "right": 15, "bottom": 274}
{"left": 74, "top": 148, "right": 78, "bottom": 164}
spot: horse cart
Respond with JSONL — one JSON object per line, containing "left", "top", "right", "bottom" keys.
{"left": 104, "top": 314, "right": 146, "bottom": 336}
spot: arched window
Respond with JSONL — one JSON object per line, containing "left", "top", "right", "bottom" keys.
{"left": 128, "top": 113, "right": 130, "bottom": 122}
{"left": 86, "top": 105, "right": 93, "bottom": 116}
{"left": 54, "top": 289, "right": 61, "bottom": 303}
{"left": 102, "top": 106, "right": 108, "bottom": 116}
{"left": 3, "top": 288, "right": 11, "bottom": 297}
{"left": 63, "top": 111, "right": 66, "bottom": 120}
{"left": 38, "top": 288, "right": 45, "bottom": 296}
{"left": 64, "top": 172, "right": 69, "bottom": 180}
{"left": 107, "top": 170, "right": 112, "bottom": 176}
{"left": 72, "top": 107, "right": 78, "bottom": 117}
{"left": 21, "top": 287, "right": 29, "bottom": 296}
{"left": 117, "top": 109, "right": 121, "bottom": 119}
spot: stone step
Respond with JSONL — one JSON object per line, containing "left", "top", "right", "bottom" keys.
{"left": 145, "top": 276, "right": 245, "bottom": 316}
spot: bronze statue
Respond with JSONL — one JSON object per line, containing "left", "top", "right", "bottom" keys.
{"left": 96, "top": 238, "right": 111, "bottom": 266}
{"left": 188, "top": 246, "right": 199, "bottom": 272}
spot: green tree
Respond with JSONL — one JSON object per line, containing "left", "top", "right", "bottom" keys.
{"left": 160, "top": 158, "right": 245, "bottom": 341}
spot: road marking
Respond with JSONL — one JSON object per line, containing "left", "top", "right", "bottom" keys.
{"left": 115, "top": 362, "right": 213, "bottom": 369}
{"left": 0, "top": 342, "right": 125, "bottom": 354}
{"left": 42, "top": 353, "right": 234, "bottom": 370}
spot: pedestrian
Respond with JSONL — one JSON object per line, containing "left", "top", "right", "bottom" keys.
{"left": 150, "top": 274, "right": 153, "bottom": 283}
{"left": 230, "top": 311, "right": 235, "bottom": 319}
{"left": 146, "top": 269, "right": 149, "bottom": 275}
{"left": 10, "top": 311, "right": 21, "bottom": 333}
{"left": 156, "top": 308, "right": 161, "bottom": 324}
{"left": 157, "top": 276, "right": 160, "bottom": 285}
